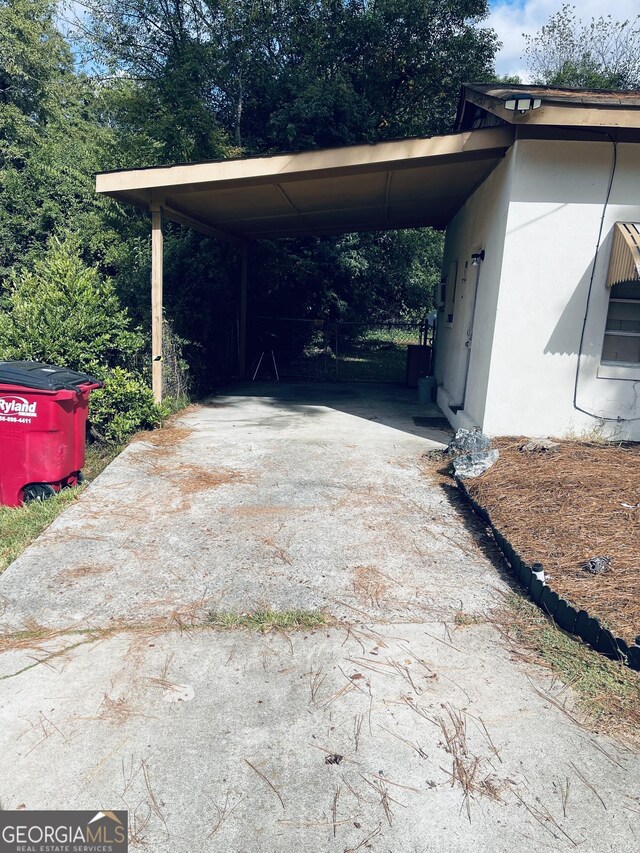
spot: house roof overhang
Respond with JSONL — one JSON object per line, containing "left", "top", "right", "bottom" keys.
{"left": 95, "top": 126, "right": 514, "bottom": 243}
{"left": 456, "top": 83, "right": 640, "bottom": 132}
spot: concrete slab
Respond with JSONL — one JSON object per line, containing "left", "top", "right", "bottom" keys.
{"left": 0, "top": 383, "right": 476, "bottom": 631}
{"left": 1, "top": 382, "right": 638, "bottom": 852}
{"left": 1, "top": 625, "right": 637, "bottom": 852}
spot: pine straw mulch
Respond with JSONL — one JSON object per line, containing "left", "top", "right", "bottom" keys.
{"left": 464, "top": 438, "right": 640, "bottom": 645}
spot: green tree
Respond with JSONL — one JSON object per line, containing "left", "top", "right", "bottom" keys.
{"left": 524, "top": 5, "right": 640, "bottom": 89}
{"left": 71, "top": 0, "right": 236, "bottom": 164}
{"left": 0, "top": 0, "right": 116, "bottom": 278}
{"left": 75, "top": 0, "right": 498, "bottom": 155}
{"left": 0, "top": 234, "right": 142, "bottom": 372}
{"left": 249, "top": 229, "right": 443, "bottom": 323}
{"left": 0, "top": 0, "right": 70, "bottom": 152}
{"left": 0, "top": 234, "right": 163, "bottom": 442}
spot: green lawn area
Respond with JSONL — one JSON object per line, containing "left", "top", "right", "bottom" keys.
{"left": 0, "top": 444, "right": 120, "bottom": 574}
{"left": 336, "top": 333, "right": 417, "bottom": 381}
{"left": 285, "top": 327, "right": 421, "bottom": 383}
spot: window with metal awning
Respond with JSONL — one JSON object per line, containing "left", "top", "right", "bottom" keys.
{"left": 602, "top": 223, "right": 640, "bottom": 366}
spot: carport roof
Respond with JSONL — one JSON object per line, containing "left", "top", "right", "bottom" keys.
{"left": 95, "top": 126, "right": 513, "bottom": 243}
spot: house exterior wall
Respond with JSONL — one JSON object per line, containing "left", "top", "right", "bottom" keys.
{"left": 435, "top": 148, "right": 515, "bottom": 431}
{"left": 436, "top": 138, "right": 640, "bottom": 440}
{"left": 483, "top": 139, "right": 640, "bottom": 440}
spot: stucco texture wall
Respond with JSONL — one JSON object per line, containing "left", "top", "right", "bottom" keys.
{"left": 436, "top": 147, "right": 514, "bottom": 431}
{"left": 484, "top": 139, "right": 640, "bottom": 440}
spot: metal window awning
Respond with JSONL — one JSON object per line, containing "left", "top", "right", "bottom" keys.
{"left": 606, "top": 222, "right": 640, "bottom": 288}
{"left": 95, "top": 126, "right": 513, "bottom": 241}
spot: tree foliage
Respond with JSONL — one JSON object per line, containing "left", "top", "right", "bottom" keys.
{"left": 75, "top": 0, "right": 497, "bottom": 156}
{"left": 249, "top": 229, "right": 444, "bottom": 323}
{"left": 89, "top": 368, "right": 164, "bottom": 444}
{"left": 524, "top": 4, "right": 640, "bottom": 90}
{"left": 0, "top": 1, "right": 115, "bottom": 277}
{"left": 0, "top": 235, "right": 164, "bottom": 442}
{"left": 0, "top": 0, "right": 71, "bottom": 146}
{"left": 0, "top": 235, "right": 142, "bottom": 372}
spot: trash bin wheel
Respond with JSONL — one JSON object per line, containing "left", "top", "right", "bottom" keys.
{"left": 63, "top": 471, "right": 84, "bottom": 489}
{"left": 23, "top": 483, "right": 56, "bottom": 503}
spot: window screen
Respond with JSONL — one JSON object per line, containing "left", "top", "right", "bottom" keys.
{"left": 602, "top": 280, "right": 640, "bottom": 365}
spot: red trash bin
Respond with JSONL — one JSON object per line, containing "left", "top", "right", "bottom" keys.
{"left": 0, "top": 361, "right": 102, "bottom": 507}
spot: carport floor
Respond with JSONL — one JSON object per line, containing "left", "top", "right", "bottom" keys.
{"left": 0, "top": 382, "right": 638, "bottom": 852}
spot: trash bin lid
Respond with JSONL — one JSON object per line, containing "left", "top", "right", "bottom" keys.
{"left": 0, "top": 361, "right": 102, "bottom": 392}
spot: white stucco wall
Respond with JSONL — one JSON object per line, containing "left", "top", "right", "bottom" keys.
{"left": 435, "top": 148, "right": 515, "bottom": 431}
{"left": 483, "top": 139, "right": 640, "bottom": 440}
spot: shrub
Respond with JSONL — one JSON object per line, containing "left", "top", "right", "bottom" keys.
{"left": 0, "top": 233, "right": 168, "bottom": 444}
{"left": 88, "top": 367, "right": 166, "bottom": 445}
{"left": 0, "top": 233, "right": 142, "bottom": 373}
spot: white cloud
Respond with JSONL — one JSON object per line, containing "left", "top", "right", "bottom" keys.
{"left": 489, "top": 0, "right": 640, "bottom": 80}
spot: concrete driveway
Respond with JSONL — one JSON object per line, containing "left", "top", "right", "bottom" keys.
{"left": 0, "top": 382, "right": 638, "bottom": 852}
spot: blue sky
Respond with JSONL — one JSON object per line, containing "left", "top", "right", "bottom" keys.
{"left": 489, "top": 0, "right": 640, "bottom": 80}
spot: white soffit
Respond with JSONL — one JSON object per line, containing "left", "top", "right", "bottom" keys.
{"left": 95, "top": 127, "right": 513, "bottom": 241}
{"left": 607, "top": 222, "right": 640, "bottom": 288}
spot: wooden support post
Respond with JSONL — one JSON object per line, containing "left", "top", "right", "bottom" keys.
{"left": 151, "top": 204, "right": 164, "bottom": 403}
{"left": 239, "top": 244, "right": 248, "bottom": 377}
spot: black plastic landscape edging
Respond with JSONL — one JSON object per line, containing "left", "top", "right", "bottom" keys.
{"left": 456, "top": 477, "right": 640, "bottom": 672}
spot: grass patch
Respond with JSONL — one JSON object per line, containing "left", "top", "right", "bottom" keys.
{"left": 0, "top": 443, "right": 121, "bottom": 574}
{"left": 82, "top": 442, "right": 123, "bottom": 480}
{"left": 286, "top": 327, "right": 423, "bottom": 382}
{"left": 496, "top": 592, "right": 640, "bottom": 745}
{"left": 0, "top": 489, "right": 79, "bottom": 573}
{"left": 454, "top": 611, "right": 485, "bottom": 628}
{"left": 337, "top": 335, "right": 416, "bottom": 382}
{"left": 208, "top": 608, "right": 327, "bottom": 632}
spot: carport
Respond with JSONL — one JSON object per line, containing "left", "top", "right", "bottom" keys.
{"left": 96, "top": 126, "right": 513, "bottom": 401}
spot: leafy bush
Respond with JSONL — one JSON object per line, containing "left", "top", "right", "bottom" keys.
{"left": 0, "top": 234, "right": 166, "bottom": 443}
{"left": 0, "top": 234, "right": 142, "bottom": 373}
{"left": 88, "top": 367, "right": 166, "bottom": 445}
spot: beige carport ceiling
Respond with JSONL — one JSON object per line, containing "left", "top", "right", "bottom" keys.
{"left": 96, "top": 126, "right": 513, "bottom": 242}
{"left": 96, "top": 124, "right": 513, "bottom": 403}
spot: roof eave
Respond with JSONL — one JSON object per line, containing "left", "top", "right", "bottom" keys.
{"left": 459, "top": 84, "right": 640, "bottom": 130}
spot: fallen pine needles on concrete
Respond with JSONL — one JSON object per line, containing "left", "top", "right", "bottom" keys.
{"left": 243, "top": 758, "right": 285, "bottom": 809}
{"left": 132, "top": 425, "right": 192, "bottom": 448}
